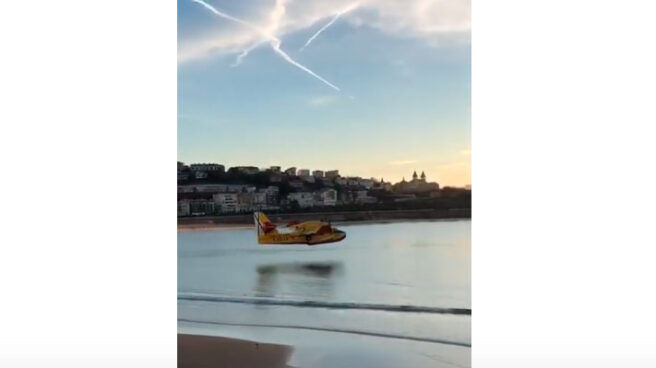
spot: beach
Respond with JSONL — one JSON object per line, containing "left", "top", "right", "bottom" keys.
{"left": 178, "top": 333, "right": 293, "bottom": 368}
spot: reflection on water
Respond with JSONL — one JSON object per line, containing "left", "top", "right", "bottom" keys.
{"left": 257, "top": 262, "right": 343, "bottom": 277}
{"left": 255, "top": 261, "right": 343, "bottom": 298}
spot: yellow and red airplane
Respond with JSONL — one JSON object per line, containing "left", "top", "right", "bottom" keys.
{"left": 254, "top": 212, "right": 346, "bottom": 245}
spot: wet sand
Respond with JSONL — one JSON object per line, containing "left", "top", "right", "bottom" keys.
{"left": 178, "top": 333, "right": 293, "bottom": 368}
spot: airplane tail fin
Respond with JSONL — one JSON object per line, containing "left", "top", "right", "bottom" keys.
{"left": 254, "top": 211, "right": 276, "bottom": 237}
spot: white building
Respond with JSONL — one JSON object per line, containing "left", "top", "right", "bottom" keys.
{"left": 297, "top": 169, "right": 310, "bottom": 177}
{"left": 312, "top": 170, "right": 324, "bottom": 178}
{"left": 287, "top": 192, "right": 314, "bottom": 208}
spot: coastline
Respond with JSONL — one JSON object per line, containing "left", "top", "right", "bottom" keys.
{"left": 178, "top": 333, "right": 292, "bottom": 368}
{"left": 178, "top": 208, "right": 470, "bottom": 231}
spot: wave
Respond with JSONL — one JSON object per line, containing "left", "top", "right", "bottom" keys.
{"left": 178, "top": 293, "right": 471, "bottom": 315}
{"left": 178, "top": 318, "right": 471, "bottom": 347}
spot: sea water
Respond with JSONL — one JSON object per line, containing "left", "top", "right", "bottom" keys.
{"left": 178, "top": 220, "right": 471, "bottom": 368}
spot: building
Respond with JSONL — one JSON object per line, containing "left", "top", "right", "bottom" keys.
{"left": 393, "top": 171, "right": 439, "bottom": 194}
{"left": 320, "top": 177, "right": 335, "bottom": 187}
{"left": 232, "top": 166, "right": 260, "bottom": 175}
{"left": 269, "top": 166, "right": 281, "bottom": 173}
{"left": 177, "top": 172, "right": 189, "bottom": 181}
{"left": 346, "top": 177, "right": 361, "bottom": 187}
{"left": 302, "top": 175, "right": 315, "bottom": 183}
{"left": 188, "top": 199, "right": 215, "bottom": 216}
{"left": 312, "top": 170, "right": 324, "bottom": 178}
{"left": 260, "top": 186, "right": 280, "bottom": 207}
{"left": 177, "top": 200, "right": 190, "bottom": 217}
{"left": 289, "top": 180, "right": 304, "bottom": 190}
{"left": 268, "top": 172, "right": 283, "bottom": 183}
{"left": 194, "top": 171, "right": 208, "bottom": 179}
{"left": 314, "top": 188, "right": 337, "bottom": 206}
{"left": 213, "top": 193, "right": 239, "bottom": 213}
{"left": 324, "top": 170, "right": 339, "bottom": 179}
{"left": 178, "top": 185, "right": 195, "bottom": 193}
{"left": 287, "top": 192, "right": 314, "bottom": 208}
{"left": 297, "top": 169, "right": 310, "bottom": 177}
{"left": 359, "top": 179, "right": 375, "bottom": 189}
{"left": 284, "top": 167, "right": 297, "bottom": 176}
{"left": 194, "top": 184, "right": 226, "bottom": 193}
{"left": 237, "top": 192, "right": 254, "bottom": 212}
{"left": 394, "top": 194, "right": 417, "bottom": 202}
{"left": 190, "top": 163, "right": 225, "bottom": 172}
{"left": 353, "top": 190, "right": 377, "bottom": 204}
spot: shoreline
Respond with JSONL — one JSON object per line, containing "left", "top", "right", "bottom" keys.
{"left": 178, "top": 208, "right": 470, "bottom": 231}
{"left": 178, "top": 333, "right": 292, "bottom": 368}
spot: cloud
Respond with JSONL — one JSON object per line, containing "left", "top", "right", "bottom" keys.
{"left": 189, "top": 0, "right": 340, "bottom": 91}
{"left": 309, "top": 95, "right": 337, "bottom": 106}
{"left": 300, "top": 2, "right": 360, "bottom": 52}
{"left": 389, "top": 159, "right": 417, "bottom": 165}
{"left": 179, "top": 0, "right": 470, "bottom": 63}
{"left": 437, "top": 161, "right": 468, "bottom": 169}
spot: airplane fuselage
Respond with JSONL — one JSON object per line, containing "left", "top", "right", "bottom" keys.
{"left": 254, "top": 212, "right": 346, "bottom": 245}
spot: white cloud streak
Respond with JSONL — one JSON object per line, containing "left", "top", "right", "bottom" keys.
{"left": 299, "top": 2, "right": 360, "bottom": 52}
{"left": 180, "top": 0, "right": 470, "bottom": 64}
{"left": 190, "top": 0, "right": 340, "bottom": 91}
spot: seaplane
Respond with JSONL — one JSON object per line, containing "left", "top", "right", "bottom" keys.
{"left": 254, "top": 212, "right": 346, "bottom": 245}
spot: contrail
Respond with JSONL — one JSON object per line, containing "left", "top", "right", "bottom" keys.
{"left": 270, "top": 39, "right": 340, "bottom": 91}
{"left": 230, "top": 40, "right": 267, "bottom": 67}
{"left": 300, "top": 2, "right": 360, "bottom": 52}
{"left": 191, "top": 0, "right": 340, "bottom": 91}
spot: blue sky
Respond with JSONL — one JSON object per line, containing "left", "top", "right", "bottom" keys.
{"left": 178, "top": 0, "right": 471, "bottom": 186}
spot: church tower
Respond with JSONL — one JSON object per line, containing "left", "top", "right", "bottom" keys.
{"left": 420, "top": 171, "right": 426, "bottom": 182}
{"left": 412, "top": 171, "right": 418, "bottom": 180}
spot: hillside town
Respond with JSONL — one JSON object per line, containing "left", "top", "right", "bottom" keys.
{"left": 177, "top": 162, "right": 470, "bottom": 217}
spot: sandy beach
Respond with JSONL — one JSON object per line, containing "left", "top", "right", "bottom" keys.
{"left": 178, "top": 333, "right": 293, "bottom": 368}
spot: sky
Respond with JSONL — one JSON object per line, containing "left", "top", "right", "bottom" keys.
{"left": 178, "top": 0, "right": 471, "bottom": 186}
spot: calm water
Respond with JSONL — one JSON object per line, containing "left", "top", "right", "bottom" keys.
{"left": 178, "top": 220, "right": 471, "bottom": 368}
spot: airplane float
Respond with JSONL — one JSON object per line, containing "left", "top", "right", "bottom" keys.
{"left": 254, "top": 212, "right": 346, "bottom": 245}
